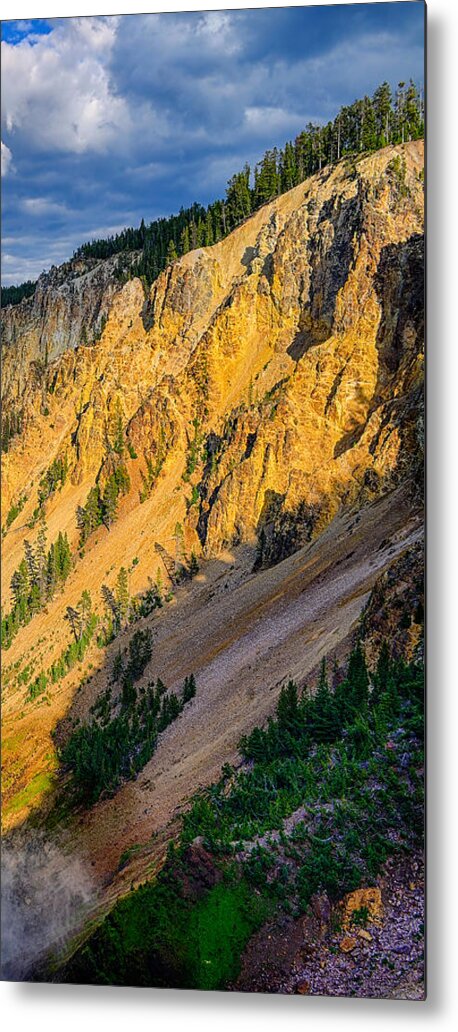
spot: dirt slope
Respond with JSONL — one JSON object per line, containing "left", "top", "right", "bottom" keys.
{"left": 4, "top": 486, "right": 419, "bottom": 924}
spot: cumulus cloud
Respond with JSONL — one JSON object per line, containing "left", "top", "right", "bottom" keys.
{"left": 1, "top": 6, "right": 424, "bottom": 285}
{"left": 1, "top": 17, "right": 130, "bottom": 154}
{"left": 1, "top": 139, "right": 13, "bottom": 176}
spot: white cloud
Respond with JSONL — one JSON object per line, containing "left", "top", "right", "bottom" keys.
{"left": 22, "top": 196, "right": 68, "bottom": 216}
{"left": 195, "top": 11, "right": 241, "bottom": 57}
{"left": 1, "top": 17, "right": 131, "bottom": 155}
{"left": 1, "top": 140, "right": 13, "bottom": 177}
{"left": 1, "top": 9, "right": 424, "bottom": 286}
{"left": 244, "top": 106, "right": 305, "bottom": 138}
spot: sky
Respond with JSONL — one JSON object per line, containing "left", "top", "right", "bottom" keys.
{"left": 1, "top": 3, "right": 424, "bottom": 286}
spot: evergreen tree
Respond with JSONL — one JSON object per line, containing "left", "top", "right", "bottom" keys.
{"left": 309, "top": 658, "right": 337, "bottom": 742}
{"left": 102, "top": 477, "right": 119, "bottom": 529}
{"left": 346, "top": 712, "right": 372, "bottom": 760}
{"left": 361, "top": 96, "right": 377, "bottom": 151}
{"left": 10, "top": 560, "right": 29, "bottom": 611}
{"left": 405, "top": 79, "right": 423, "bottom": 139}
{"left": 122, "top": 677, "right": 137, "bottom": 709}
{"left": 23, "top": 540, "right": 37, "bottom": 587}
{"left": 8, "top": 79, "right": 423, "bottom": 308}
{"left": 166, "top": 240, "right": 178, "bottom": 263}
{"left": 183, "top": 674, "right": 197, "bottom": 703}
{"left": 373, "top": 81, "right": 393, "bottom": 146}
{"left": 180, "top": 225, "right": 190, "bottom": 255}
{"left": 65, "top": 605, "right": 83, "bottom": 642}
{"left": 46, "top": 542, "right": 58, "bottom": 598}
{"left": 115, "top": 567, "right": 130, "bottom": 627}
{"left": 78, "top": 590, "right": 93, "bottom": 633}
{"left": 254, "top": 150, "right": 279, "bottom": 206}
{"left": 101, "top": 584, "right": 119, "bottom": 634}
{"left": 86, "top": 487, "right": 102, "bottom": 530}
{"left": 279, "top": 141, "right": 297, "bottom": 191}
{"left": 347, "top": 641, "right": 369, "bottom": 715}
{"left": 226, "top": 165, "right": 252, "bottom": 227}
{"left": 204, "top": 209, "right": 214, "bottom": 246}
{"left": 58, "top": 531, "right": 72, "bottom": 581}
{"left": 35, "top": 523, "right": 48, "bottom": 600}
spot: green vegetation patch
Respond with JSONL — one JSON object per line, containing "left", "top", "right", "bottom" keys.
{"left": 61, "top": 639, "right": 424, "bottom": 989}
{"left": 4, "top": 771, "right": 55, "bottom": 818}
{"left": 2, "top": 525, "right": 72, "bottom": 650}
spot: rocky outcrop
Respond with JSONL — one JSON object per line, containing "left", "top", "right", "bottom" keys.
{"left": 1, "top": 142, "right": 423, "bottom": 567}
{"left": 1, "top": 253, "right": 138, "bottom": 406}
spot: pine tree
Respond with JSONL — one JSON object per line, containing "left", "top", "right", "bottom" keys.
{"left": 166, "top": 240, "right": 178, "bottom": 263}
{"left": 46, "top": 542, "right": 58, "bottom": 598}
{"left": 373, "top": 81, "right": 393, "bottom": 146}
{"left": 276, "top": 680, "right": 301, "bottom": 734}
{"left": 58, "top": 531, "right": 72, "bottom": 581}
{"left": 78, "top": 590, "right": 93, "bottom": 633}
{"left": 23, "top": 540, "right": 37, "bottom": 587}
{"left": 35, "top": 523, "right": 48, "bottom": 600}
{"left": 180, "top": 225, "right": 190, "bottom": 255}
{"left": 87, "top": 487, "right": 102, "bottom": 530}
{"left": 361, "top": 96, "right": 377, "bottom": 151}
{"left": 254, "top": 150, "right": 279, "bottom": 206}
{"left": 101, "top": 584, "right": 119, "bottom": 634}
{"left": 394, "top": 81, "right": 407, "bottom": 143}
{"left": 115, "top": 567, "right": 130, "bottom": 626}
{"left": 204, "top": 209, "right": 214, "bottom": 246}
{"left": 347, "top": 712, "right": 372, "bottom": 760}
{"left": 279, "top": 141, "right": 297, "bottom": 192}
{"left": 122, "top": 676, "right": 136, "bottom": 709}
{"left": 77, "top": 486, "right": 102, "bottom": 545}
{"left": 404, "top": 79, "right": 422, "bottom": 140}
{"left": 102, "top": 477, "right": 119, "bottom": 529}
{"left": 10, "top": 560, "right": 29, "bottom": 611}
{"left": 226, "top": 165, "right": 252, "bottom": 227}
{"left": 310, "top": 658, "right": 337, "bottom": 742}
{"left": 182, "top": 674, "right": 197, "bottom": 703}
{"left": 347, "top": 641, "right": 369, "bottom": 715}
{"left": 65, "top": 605, "right": 83, "bottom": 642}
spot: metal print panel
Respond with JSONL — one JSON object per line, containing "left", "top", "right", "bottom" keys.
{"left": 1, "top": 1, "right": 425, "bottom": 998}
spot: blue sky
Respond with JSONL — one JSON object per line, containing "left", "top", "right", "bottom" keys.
{"left": 1, "top": 3, "right": 424, "bottom": 286}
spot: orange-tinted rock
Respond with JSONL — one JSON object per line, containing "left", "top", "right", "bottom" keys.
{"left": 340, "top": 937, "right": 358, "bottom": 953}
{"left": 341, "top": 887, "right": 384, "bottom": 929}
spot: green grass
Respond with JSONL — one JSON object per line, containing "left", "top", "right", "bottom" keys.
{"left": 65, "top": 872, "right": 268, "bottom": 990}
{"left": 4, "top": 771, "right": 55, "bottom": 818}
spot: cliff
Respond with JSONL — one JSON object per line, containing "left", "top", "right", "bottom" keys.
{"left": 2, "top": 142, "right": 423, "bottom": 551}
{"left": 1, "top": 141, "right": 423, "bottom": 852}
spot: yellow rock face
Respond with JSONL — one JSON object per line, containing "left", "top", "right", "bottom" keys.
{"left": 2, "top": 142, "right": 423, "bottom": 560}
{"left": 0, "top": 141, "right": 424, "bottom": 833}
